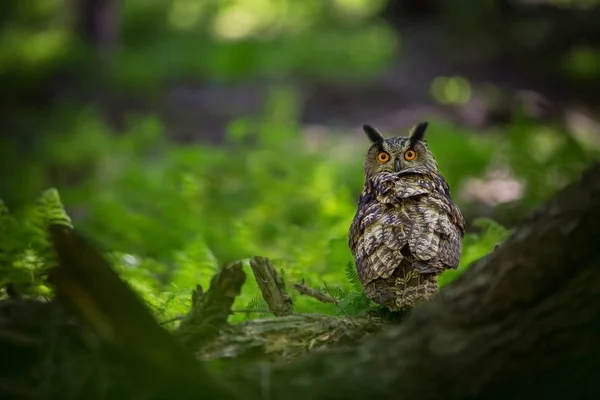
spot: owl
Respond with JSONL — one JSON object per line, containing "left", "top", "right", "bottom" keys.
{"left": 348, "top": 122, "right": 465, "bottom": 312}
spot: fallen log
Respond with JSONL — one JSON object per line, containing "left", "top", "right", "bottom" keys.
{"left": 170, "top": 256, "right": 382, "bottom": 365}
{"left": 173, "top": 255, "right": 383, "bottom": 365}
{"left": 197, "top": 313, "right": 381, "bottom": 365}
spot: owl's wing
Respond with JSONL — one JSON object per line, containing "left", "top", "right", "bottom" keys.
{"left": 408, "top": 191, "right": 465, "bottom": 273}
{"left": 353, "top": 172, "right": 465, "bottom": 280}
{"left": 349, "top": 194, "right": 411, "bottom": 286}
{"left": 431, "top": 175, "right": 466, "bottom": 237}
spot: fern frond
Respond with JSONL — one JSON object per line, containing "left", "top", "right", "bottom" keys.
{"left": 321, "top": 283, "right": 349, "bottom": 300}
{"left": 339, "top": 291, "right": 374, "bottom": 316}
{"left": 0, "top": 201, "right": 20, "bottom": 282}
{"left": 38, "top": 188, "right": 73, "bottom": 229}
{"left": 345, "top": 261, "right": 363, "bottom": 292}
{"left": 243, "top": 296, "right": 271, "bottom": 320}
{"left": 245, "top": 296, "right": 262, "bottom": 310}
{"left": 0, "top": 189, "right": 74, "bottom": 298}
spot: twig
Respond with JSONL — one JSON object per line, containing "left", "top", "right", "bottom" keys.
{"left": 249, "top": 256, "right": 294, "bottom": 317}
{"left": 322, "top": 282, "right": 349, "bottom": 316}
{"left": 231, "top": 308, "right": 296, "bottom": 315}
{"left": 159, "top": 316, "right": 184, "bottom": 326}
{"left": 293, "top": 279, "right": 340, "bottom": 305}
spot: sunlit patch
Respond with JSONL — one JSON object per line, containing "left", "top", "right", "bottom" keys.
{"left": 120, "top": 253, "right": 141, "bottom": 268}
{"left": 211, "top": 0, "right": 280, "bottom": 40}
{"left": 528, "top": 128, "right": 565, "bottom": 163}
{"left": 460, "top": 168, "right": 525, "bottom": 206}
{"left": 168, "top": 0, "right": 205, "bottom": 30}
{"left": 563, "top": 45, "right": 600, "bottom": 79}
{"left": 331, "top": 0, "right": 386, "bottom": 19}
{"left": 431, "top": 76, "right": 472, "bottom": 105}
{"left": 0, "top": 28, "right": 69, "bottom": 69}
{"left": 566, "top": 110, "right": 600, "bottom": 151}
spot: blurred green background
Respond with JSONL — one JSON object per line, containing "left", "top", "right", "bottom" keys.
{"left": 1, "top": 0, "right": 599, "bottom": 323}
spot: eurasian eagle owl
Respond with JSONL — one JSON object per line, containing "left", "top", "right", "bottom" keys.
{"left": 348, "top": 122, "right": 465, "bottom": 312}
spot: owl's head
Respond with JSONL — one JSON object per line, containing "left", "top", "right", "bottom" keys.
{"left": 361, "top": 122, "right": 439, "bottom": 178}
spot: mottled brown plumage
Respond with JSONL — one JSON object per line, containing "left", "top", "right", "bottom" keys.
{"left": 349, "top": 122, "right": 465, "bottom": 311}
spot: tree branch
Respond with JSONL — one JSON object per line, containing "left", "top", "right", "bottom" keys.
{"left": 174, "top": 262, "right": 246, "bottom": 349}
{"left": 249, "top": 256, "right": 294, "bottom": 316}
{"left": 293, "top": 280, "right": 339, "bottom": 305}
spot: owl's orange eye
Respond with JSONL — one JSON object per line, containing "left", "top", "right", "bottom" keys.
{"left": 404, "top": 149, "right": 417, "bottom": 161}
{"left": 377, "top": 151, "right": 390, "bottom": 163}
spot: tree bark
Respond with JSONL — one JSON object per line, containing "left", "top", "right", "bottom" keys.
{"left": 174, "top": 262, "right": 246, "bottom": 349}
{"left": 197, "top": 313, "right": 381, "bottom": 365}
{"left": 73, "top": 0, "right": 119, "bottom": 60}
{"left": 249, "top": 257, "right": 294, "bottom": 316}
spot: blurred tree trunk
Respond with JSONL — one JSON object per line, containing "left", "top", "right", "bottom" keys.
{"left": 381, "top": 0, "right": 436, "bottom": 19}
{"left": 74, "top": 0, "right": 119, "bottom": 61}
{"left": 73, "top": 0, "right": 126, "bottom": 130}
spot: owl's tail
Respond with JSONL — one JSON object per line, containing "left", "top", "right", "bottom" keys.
{"left": 365, "top": 267, "right": 438, "bottom": 312}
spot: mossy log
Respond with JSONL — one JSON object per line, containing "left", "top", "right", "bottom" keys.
{"left": 197, "top": 313, "right": 381, "bottom": 364}
{"left": 173, "top": 256, "right": 383, "bottom": 365}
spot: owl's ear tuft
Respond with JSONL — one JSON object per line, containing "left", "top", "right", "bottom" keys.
{"left": 409, "top": 121, "right": 428, "bottom": 147}
{"left": 362, "top": 124, "right": 384, "bottom": 144}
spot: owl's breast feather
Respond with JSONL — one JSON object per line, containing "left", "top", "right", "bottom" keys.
{"left": 371, "top": 172, "right": 433, "bottom": 203}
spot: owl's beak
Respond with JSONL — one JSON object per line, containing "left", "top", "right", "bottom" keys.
{"left": 394, "top": 158, "right": 402, "bottom": 172}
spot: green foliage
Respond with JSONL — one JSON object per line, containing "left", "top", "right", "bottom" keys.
{"left": 0, "top": 0, "right": 394, "bottom": 98}
{"left": 328, "top": 262, "right": 374, "bottom": 316}
{"left": 502, "top": 116, "right": 595, "bottom": 207}
{"left": 344, "top": 261, "right": 363, "bottom": 293}
{"left": 3, "top": 100, "right": 592, "bottom": 324}
{"left": 114, "top": 0, "right": 395, "bottom": 87}
{"left": 243, "top": 296, "right": 271, "bottom": 320}
{"left": 0, "top": 188, "right": 72, "bottom": 299}
{"left": 38, "top": 188, "right": 73, "bottom": 228}
{"left": 0, "top": 185, "right": 512, "bottom": 322}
